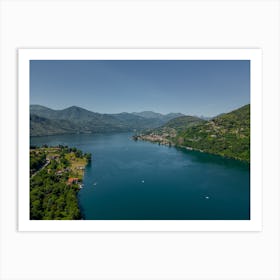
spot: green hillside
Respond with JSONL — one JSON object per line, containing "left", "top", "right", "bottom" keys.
{"left": 134, "top": 104, "right": 250, "bottom": 162}
{"left": 30, "top": 115, "right": 77, "bottom": 136}
{"left": 133, "top": 115, "right": 205, "bottom": 144}
{"left": 176, "top": 104, "right": 250, "bottom": 162}
{"left": 139, "top": 115, "right": 205, "bottom": 139}
{"left": 161, "top": 115, "right": 206, "bottom": 131}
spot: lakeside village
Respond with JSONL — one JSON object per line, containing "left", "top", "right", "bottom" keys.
{"left": 30, "top": 145, "right": 91, "bottom": 220}
{"left": 30, "top": 145, "right": 91, "bottom": 188}
{"left": 132, "top": 132, "right": 198, "bottom": 152}
{"left": 133, "top": 130, "right": 176, "bottom": 146}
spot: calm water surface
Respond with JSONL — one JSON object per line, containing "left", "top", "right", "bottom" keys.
{"left": 31, "top": 132, "right": 250, "bottom": 220}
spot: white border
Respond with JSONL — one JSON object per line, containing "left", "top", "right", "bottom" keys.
{"left": 18, "top": 49, "right": 262, "bottom": 231}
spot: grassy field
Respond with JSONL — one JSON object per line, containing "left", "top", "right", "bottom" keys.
{"left": 65, "top": 152, "right": 87, "bottom": 178}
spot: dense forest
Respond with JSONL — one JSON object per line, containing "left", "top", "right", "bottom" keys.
{"left": 30, "top": 146, "right": 91, "bottom": 220}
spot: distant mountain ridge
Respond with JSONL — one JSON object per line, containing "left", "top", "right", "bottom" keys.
{"left": 30, "top": 105, "right": 105, "bottom": 122}
{"left": 139, "top": 115, "right": 206, "bottom": 138}
{"left": 132, "top": 111, "right": 184, "bottom": 121}
{"left": 30, "top": 105, "right": 185, "bottom": 136}
{"left": 159, "top": 115, "right": 206, "bottom": 131}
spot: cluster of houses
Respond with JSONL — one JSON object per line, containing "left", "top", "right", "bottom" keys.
{"left": 136, "top": 133, "right": 174, "bottom": 146}
{"left": 45, "top": 152, "right": 85, "bottom": 189}
{"left": 67, "top": 177, "right": 79, "bottom": 184}
{"left": 52, "top": 169, "right": 83, "bottom": 188}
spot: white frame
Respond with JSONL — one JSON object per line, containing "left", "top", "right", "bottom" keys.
{"left": 18, "top": 49, "right": 262, "bottom": 231}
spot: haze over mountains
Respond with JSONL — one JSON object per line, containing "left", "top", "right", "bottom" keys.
{"left": 30, "top": 105, "right": 184, "bottom": 136}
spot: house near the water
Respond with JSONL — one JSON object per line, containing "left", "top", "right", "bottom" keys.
{"left": 67, "top": 177, "right": 79, "bottom": 185}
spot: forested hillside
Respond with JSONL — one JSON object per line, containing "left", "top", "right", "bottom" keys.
{"left": 30, "top": 105, "right": 184, "bottom": 136}
{"left": 30, "top": 146, "right": 91, "bottom": 220}
{"left": 176, "top": 104, "right": 250, "bottom": 162}
{"left": 134, "top": 104, "right": 250, "bottom": 162}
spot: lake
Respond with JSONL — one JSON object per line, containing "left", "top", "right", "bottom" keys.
{"left": 30, "top": 132, "right": 250, "bottom": 220}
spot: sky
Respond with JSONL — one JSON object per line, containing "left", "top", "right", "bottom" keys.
{"left": 30, "top": 60, "right": 250, "bottom": 117}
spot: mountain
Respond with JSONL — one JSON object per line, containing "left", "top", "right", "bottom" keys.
{"left": 30, "top": 105, "right": 56, "bottom": 117}
{"left": 30, "top": 114, "right": 77, "bottom": 136}
{"left": 135, "top": 104, "right": 250, "bottom": 162}
{"left": 165, "top": 113, "right": 186, "bottom": 120}
{"left": 132, "top": 111, "right": 184, "bottom": 122}
{"left": 198, "top": 115, "right": 212, "bottom": 121}
{"left": 31, "top": 105, "right": 107, "bottom": 122}
{"left": 159, "top": 115, "right": 206, "bottom": 131}
{"left": 176, "top": 104, "right": 250, "bottom": 161}
{"left": 111, "top": 112, "right": 163, "bottom": 129}
{"left": 30, "top": 105, "right": 130, "bottom": 135}
{"left": 30, "top": 105, "right": 184, "bottom": 136}
{"left": 139, "top": 115, "right": 205, "bottom": 137}
{"left": 132, "top": 111, "right": 163, "bottom": 119}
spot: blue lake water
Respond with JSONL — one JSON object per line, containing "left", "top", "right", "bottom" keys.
{"left": 30, "top": 132, "right": 250, "bottom": 220}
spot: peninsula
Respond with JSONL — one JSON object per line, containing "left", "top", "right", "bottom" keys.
{"left": 30, "top": 145, "right": 91, "bottom": 220}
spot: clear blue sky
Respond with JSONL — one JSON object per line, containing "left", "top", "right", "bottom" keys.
{"left": 30, "top": 60, "right": 250, "bottom": 117}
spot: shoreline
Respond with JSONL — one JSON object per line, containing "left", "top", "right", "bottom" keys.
{"left": 133, "top": 134, "right": 250, "bottom": 164}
